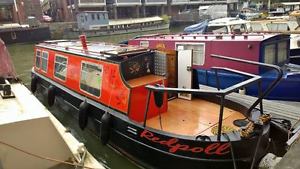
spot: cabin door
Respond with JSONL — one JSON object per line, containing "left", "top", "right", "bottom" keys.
{"left": 177, "top": 46, "right": 193, "bottom": 100}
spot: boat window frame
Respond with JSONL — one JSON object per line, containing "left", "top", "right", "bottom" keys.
{"left": 262, "top": 38, "right": 289, "bottom": 67}
{"left": 54, "top": 54, "right": 68, "bottom": 82}
{"left": 175, "top": 42, "right": 206, "bottom": 66}
{"left": 41, "top": 51, "right": 49, "bottom": 73}
{"left": 35, "top": 49, "right": 41, "bottom": 69}
{"left": 79, "top": 61, "right": 103, "bottom": 98}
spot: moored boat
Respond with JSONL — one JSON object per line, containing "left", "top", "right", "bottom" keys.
{"left": 0, "top": 23, "right": 51, "bottom": 44}
{"left": 128, "top": 33, "right": 300, "bottom": 101}
{"left": 64, "top": 13, "right": 170, "bottom": 39}
{"left": 31, "top": 36, "right": 290, "bottom": 169}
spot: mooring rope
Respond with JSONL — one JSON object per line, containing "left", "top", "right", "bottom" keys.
{"left": 0, "top": 140, "right": 102, "bottom": 169}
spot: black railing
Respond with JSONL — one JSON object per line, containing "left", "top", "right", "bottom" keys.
{"left": 143, "top": 54, "right": 283, "bottom": 141}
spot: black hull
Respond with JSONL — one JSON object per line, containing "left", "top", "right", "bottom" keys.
{"left": 0, "top": 27, "right": 50, "bottom": 44}
{"left": 34, "top": 73, "right": 270, "bottom": 169}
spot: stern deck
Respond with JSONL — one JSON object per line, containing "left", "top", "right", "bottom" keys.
{"left": 146, "top": 98, "right": 244, "bottom": 137}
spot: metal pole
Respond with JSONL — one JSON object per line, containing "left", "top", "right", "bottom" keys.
{"left": 217, "top": 95, "right": 225, "bottom": 141}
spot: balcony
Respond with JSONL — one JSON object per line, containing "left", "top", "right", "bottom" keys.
{"left": 114, "top": 0, "right": 142, "bottom": 6}
{"left": 144, "top": 0, "right": 167, "bottom": 5}
{"left": 78, "top": 0, "right": 106, "bottom": 8}
{"left": 171, "top": 0, "right": 228, "bottom": 5}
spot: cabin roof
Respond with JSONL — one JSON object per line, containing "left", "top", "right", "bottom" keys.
{"left": 109, "top": 16, "right": 163, "bottom": 26}
{"left": 133, "top": 33, "right": 278, "bottom": 42}
{"left": 36, "top": 40, "right": 149, "bottom": 61}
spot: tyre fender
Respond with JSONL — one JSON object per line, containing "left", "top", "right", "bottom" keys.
{"left": 100, "top": 112, "right": 112, "bottom": 145}
{"left": 31, "top": 76, "right": 38, "bottom": 93}
{"left": 78, "top": 101, "right": 89, "bottom": 130}
{"left": 47, "top": 85, "right": 56, "bottom": 107}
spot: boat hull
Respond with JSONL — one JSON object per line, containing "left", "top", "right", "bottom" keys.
{"left": 0, "top": 27, "right": 50, "bottom": 44}
{"left": 33, "top": 72, "right": 271, "bottom": 169}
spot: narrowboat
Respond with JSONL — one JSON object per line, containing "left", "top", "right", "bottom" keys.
{"left": 128, "top": 33, "right": 300, "bottom": 101}
{"left": 31, "top": 36, "right": 288, "bottom": 169}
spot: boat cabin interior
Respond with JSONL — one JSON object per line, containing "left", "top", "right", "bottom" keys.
{"left": 34, "top": 38, "right": 268, "bottom": 141}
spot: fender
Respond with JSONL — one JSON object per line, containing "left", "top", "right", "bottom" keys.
{"left": 31, "top": 75, "right": 38, "bottom": 93}
{"left": 47, "top": 85, "right": 56, "bottom": 107}
{"left": 78, "top": 101, "right": 89, "bottom": 130}
{"left": 100, "top": 112, "right": 112, "bottom": 145}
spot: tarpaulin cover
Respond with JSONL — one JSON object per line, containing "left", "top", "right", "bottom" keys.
{"left": 0, "top": 38, "right": 16, "bottom": 78}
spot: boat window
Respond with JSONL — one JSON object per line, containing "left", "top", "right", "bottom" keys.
{"left": 278, "top": 41, "right": 288, "bottom": 64}
{"left": 54, "top": 55, "right": 68, "bottom": 81}
{"left": 206, "top": 26, "right": 228, "bottom": 33}
{"left": 249, "top": 23, "right": 263, "bottom": 31}
{"left": 41, "top": 51, "right": 48, "bottom": 72}
{"left": 264, "top": 44, "right": 276, "bottom": 64}
{"left": 185, "top": 44, "right": 205, "bottom": 65}
{"left": 80, "top": 62, "right": 103, "bottom": 97}
{"left": 266, "top": 23, "right": 289, "bottom": 31}
{"left": 230, "top": 24, "right": 247, "bottom": 33}
{"left": 35, "top": 50, "right": 41, "bottom": 68}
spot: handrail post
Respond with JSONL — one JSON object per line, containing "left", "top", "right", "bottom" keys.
{"left": 217, "top": 95, "right": 225, "bottom": 141}
{"left": 214, "top": 69, "right": 221, "bottom": 90}
{"left": 143, "top": 90, "right": 152, "bottom": 127}
{"left": 258, "top": 80, "right": 263, "bottom": 115}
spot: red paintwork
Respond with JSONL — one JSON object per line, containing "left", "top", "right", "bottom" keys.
{"left": 34, "top": 46, "right": 167, "bottom": 122}
{"left": 128, "top": 35, "right": 268, "bottom": 74}
{"left": 129, "top": 82, "right": 168, "bottom": 122}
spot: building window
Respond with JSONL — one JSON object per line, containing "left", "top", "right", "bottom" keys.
{"left": 80, "top": 62, "right": 103, "bottom": 97}
{"left": 91, "top": 14, "right": 95, "bottom": 20}
{"left": 54, "top": 55, "right": 68, "bottom": 81}
{"left": 97, "top": 13, "right": 100, "bottom": 20}
{"left": 41, "top": 51, "right": 49, "bottom": 72}
{"left": 35, "top": 50, "right": 41, "bottom": 68}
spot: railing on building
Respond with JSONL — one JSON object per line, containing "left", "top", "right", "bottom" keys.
{"left": 144, "top": 0, "right": 167, "bottom": 5}
{"left": 78, "top": 0, "right": 106, "bottom": 7}
{"left": 115, "top": 0, "right": 142, "bottom": 6}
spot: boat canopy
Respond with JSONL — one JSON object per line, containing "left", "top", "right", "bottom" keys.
{"left": 183, "top": 20, "right": 208, "bottom": 33}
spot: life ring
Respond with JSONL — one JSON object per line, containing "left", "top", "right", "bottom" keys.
{"left": 78, "top": 101, "right": 89, "bottom": 130}
{"left": 30, "top": 76, "right": 38, "bottom": 93}
{"left": 47, "top": 85, "right": 56, "bottom": 107}
{"left": 100, "top": 112, "right": 112, "bottom": 145}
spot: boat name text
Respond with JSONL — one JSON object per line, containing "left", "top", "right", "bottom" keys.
{"left": 140, "top": 130, "right": 230, "bottom": 155}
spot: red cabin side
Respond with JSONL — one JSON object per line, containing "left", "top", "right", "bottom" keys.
{"left": 33, "top": 46, "right": 168, "bottom": 123}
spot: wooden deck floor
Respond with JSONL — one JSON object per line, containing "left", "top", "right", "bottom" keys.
{"left": 146, "top": 98, "right": 245, "bottom": 136}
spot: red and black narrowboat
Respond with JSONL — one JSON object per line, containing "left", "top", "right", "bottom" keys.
{"left": 31, "top": 36, "right": 282, "bottom": 169}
